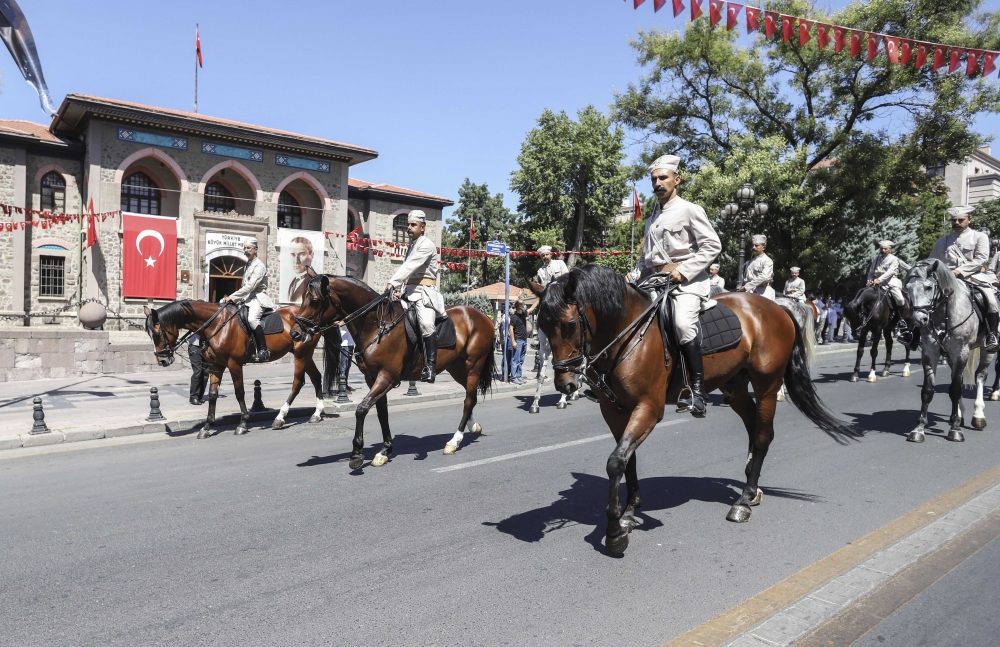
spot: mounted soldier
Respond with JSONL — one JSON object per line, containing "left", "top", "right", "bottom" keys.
{"left": 867, "top": 240, "right": 911, "bottom": 325}
{"left": 783, "top": 267, "right": 806, "bottom": 302}
{"left": 928, "top": 206, "right": 1000, "bottom": 352}
{"left": 709, "top": 263, "right": 725, "bottom": 294}
{"left": 739, "top": 234, "right": 774, "bottom": 299}
{"left": 629, "top": 154, "right": 722, "bottom": 417}
{"left": 222, "top": 237, "right": 273, "bottom": 362}
{"left": 527, "top": 245, "right": 569, "bottom": 382}
{"left": 385, "top": 210, "right": 446, "bottom": 382}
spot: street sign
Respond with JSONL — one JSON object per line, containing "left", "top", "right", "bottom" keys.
{"left": 486, "top": 240, "right": 509, "bottom": 256}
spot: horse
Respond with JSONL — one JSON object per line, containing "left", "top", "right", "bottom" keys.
{"left": 528, "top": 329, "right": 580, "bottom": 413}
{"left": 844, "top": 286, "right": 912, "bottom": 383}
{"left": 143, "top": 300, "right": 332, "bottom": 437}
{"left": 530, "top": 265, "right": 858, "bottom": 554}
{"left": 904, "top": 260, "right": 995, "bottom": 442}
{"left": 290, "top": 275, "right": 496, "bottom": 469}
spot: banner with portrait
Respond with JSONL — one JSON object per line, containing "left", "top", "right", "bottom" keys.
{"left": 278, "top": 228, "right": 325, "bottom": 305}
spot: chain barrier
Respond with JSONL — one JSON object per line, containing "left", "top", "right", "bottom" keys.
{"left": 0, "top": 298, "right": 146, "bottom": 330}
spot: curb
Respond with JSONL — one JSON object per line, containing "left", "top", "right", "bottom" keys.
{"left": 0, "top": 379, "right": 549, "bottom": 453}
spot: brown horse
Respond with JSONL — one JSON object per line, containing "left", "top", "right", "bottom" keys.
{"left": 290, "top": 275, "right": 495, "bottom": 469}
{"left": 530, "top": 265, "right": 857, "bottom": 555}
{"left": 143, "top": 300, "right": 332, "bottom": 437}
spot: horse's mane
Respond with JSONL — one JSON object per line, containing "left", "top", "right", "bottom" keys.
{"left": 154, "top": 299, "right": 200, "bottom": 327}
{"left": 310, "top": 274, "right": 379, "bottom": 297}
{"left": 910, "top": 258, "right": 963, "bottom": 296}
{"left": 539, "top": 265, "right": 627, "bottom": 324}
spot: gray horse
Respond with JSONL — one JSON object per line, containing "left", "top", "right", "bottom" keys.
{"left": 904, "top": 260, "right": 995, "bottom": 442}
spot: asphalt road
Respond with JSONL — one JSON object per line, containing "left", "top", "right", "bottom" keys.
{"left": 3, "top": 348, "right": 1000, "bottom": 647}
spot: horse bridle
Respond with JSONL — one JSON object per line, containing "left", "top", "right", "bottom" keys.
{"left": 152, "top": 304, "right": 234, "bottom": 360}
{"left": 909, "top": 270, "right": 975, "bottom": 347}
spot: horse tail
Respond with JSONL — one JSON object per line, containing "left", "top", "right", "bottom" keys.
{"left": 478, "top": 342, "right": 495, "bottom": 397}
{"left": 776, "top": 299, "right": 816, "bottom": 372}
{"left": 783, "top": 314, "right": 862, "bottom": 444}
{"left": 964, "top": 346, "right": 981, "bottom": 387}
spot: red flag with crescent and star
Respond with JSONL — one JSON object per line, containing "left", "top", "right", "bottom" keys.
{"left": 85, "top": 198, "right": 97, "bottom": 249}
{"left": 123, "top": 214, "right": 177, "bottom": 299}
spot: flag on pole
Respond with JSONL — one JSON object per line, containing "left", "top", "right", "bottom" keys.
{"left": 0, "top": 0, "right": 57, "bottom": 115}
{"left": 470, "top": 218, "right": 475, "bottom": 242}
{"left": 633, "top": 189, "right": 643, "bottom": 221}
{"left": 86, "top": 198, "right": 97, "bottom": 249}
{"left": 196, "top": 26, "right": 203, "bottom": 67}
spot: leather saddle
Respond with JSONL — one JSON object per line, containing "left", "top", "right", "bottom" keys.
{"left": 402, "top": 305, "right": 458, "bottom": 374}
{"left": 235, "top": 304, "right": 285, "bottom": 336}
{"left": 959, "top": 282, "right": 988, "bottom": 339}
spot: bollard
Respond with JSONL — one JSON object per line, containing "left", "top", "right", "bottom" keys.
{"left": 146, "top": 387, "right": 166, "bottom": 422}
{"left": 30, "top": 396, "right": 50, "bottom": 434}
{"left": 250, "top": 379, "right": 267, "bottom": 412}
{"left": 337, "top": 372, "right": 351, "bottom": 403}
{"left": 405, "top": 381, "right": 420, "bottom": 396}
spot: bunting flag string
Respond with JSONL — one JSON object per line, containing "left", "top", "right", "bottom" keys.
{"left": 626, "top": 0, "right": 1000, "bottom": 77}
{"left": 0, "top": 202, "right": 120, "bottom": 230}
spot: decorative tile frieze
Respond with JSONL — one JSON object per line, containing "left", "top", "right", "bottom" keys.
{"left": 201, "top": 142, "right": 264, "bottom": 162}
{"left": 275, "top": 154, "right": 330, "bottom": 173}
{"left": 117, "top": 128, "right": 188, "bottom": 150}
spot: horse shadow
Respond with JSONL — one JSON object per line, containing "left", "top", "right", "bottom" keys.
{"left": 483, "top": 472, "right": 819, "bottom": 554}
{"left": 844, "top": 409, "right": 955, "bottom": 436}
{"left": 513, "top": 393, "right": 566, "bottom": 411}
{"left": 296, "top": 432, "right": 479, "bottom": 469}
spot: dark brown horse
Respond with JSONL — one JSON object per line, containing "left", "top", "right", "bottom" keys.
{"left": 290, "top": 275, "right": 496, "bottom": 469}
{"left": 530, "top": 265, "right": 857, "bottom": 555}
{"left": 844, "top": 286, "right": 913, "bottom": 382}
{"left": 144, "top": 300, "right": 331, "bottom": 437}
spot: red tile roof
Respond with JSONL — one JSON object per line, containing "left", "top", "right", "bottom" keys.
{"left": 466, "top": 282, "right": 533, "bottom": 301}
{"left": 0, "top": 119, "right": 66, "bottom": 143}
{"left": 349, "top": 177, "right": 452, "bottom": 204}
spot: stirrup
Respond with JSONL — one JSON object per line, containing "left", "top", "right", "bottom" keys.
{"left": 986, "top": 333, "right": 1000, "bottom": 352}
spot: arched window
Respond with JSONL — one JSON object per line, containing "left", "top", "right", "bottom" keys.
{"left": 278, "top": 191, "right": 301, "bottom": 229}
{"left": 40, "top": 172, "right": 66, "bottom": 212}
{"left": 120, "top": 172, "right": 161, "bottom": 215}
{"left": 347, "top": 209, "right": 358, "bottom": 234}
{"left": 204, "top": 182, "right": 235, "bottom": 213}
{"left": 393, "top": 212, "right": 409, "bottom": 244}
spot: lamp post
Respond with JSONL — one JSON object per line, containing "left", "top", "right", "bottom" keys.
{"left": 723, "top": 183, "right": 768, "bottom": 288}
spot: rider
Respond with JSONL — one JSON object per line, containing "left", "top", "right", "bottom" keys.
{"left": 630, "top": 154, "right": 722, "bottom": 418}
{"left": 929, "top": 206, "right": 1000, "bottom": 352}
{"left": 867, "top": 240, "right": 911, "bottom": 326}
{"left": 527, "top": 245, "right": 569, "bottom": 381}
{"left": 739, "top": 235, "right": 775, "bottom": 299}
{"left": 783, "top": 267, "right": 806, "bottom": 302}
{"left": 222, "top": 238, "right": 273, "bottom": 362}
{"left": 386, "top": 210, "right": 446, "bottom": 383}
{"left": 709, "top": 263, "right": 725, "bottom": 292}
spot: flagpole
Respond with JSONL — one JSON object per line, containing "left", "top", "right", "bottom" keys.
{"left": 465, "top": 216, "right": 473, "bottom": 305}
{"left": 194, "top": 24, "right": 199, "bottom": 113}
{"left": 630, "top": 185, "right": 636, "bottom": 268}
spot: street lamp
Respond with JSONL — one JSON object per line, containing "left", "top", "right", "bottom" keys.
{"left": 723, "top": 182, "right": 768, "bottom": 287}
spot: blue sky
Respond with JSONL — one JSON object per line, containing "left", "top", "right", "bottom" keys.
{"left": 2, "top": 0, "right": 998, "bottom": 221}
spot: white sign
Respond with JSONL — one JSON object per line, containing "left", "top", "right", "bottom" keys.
{"left": 277, "top": 228, "right": 326, "bottom": 305}
{"left": 206, "top": 232, "right": 252, "bottom": 257}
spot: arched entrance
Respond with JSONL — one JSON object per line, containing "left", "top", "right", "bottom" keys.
{"left": 208, "top": 255, "right": 246, "bottom": 302}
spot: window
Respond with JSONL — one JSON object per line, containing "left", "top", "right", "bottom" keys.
{"left": 393, "top": 212, "right": 409, "bottom": 244}
{"left": 39, "top": 256, "right": 65, "bottom": 297}
{"left": 120, "top": 172, "right": 161, "bottom": 215}
{"left": 40, "top": 172, "right": 66, "bottom": 212}
{"left": 926, "top": 163, "right": 946, "bottom": 178}
{"left": 277, "top": 191, "right": 301, "bottom": 229}
{"left": 204, "top": 182, "right": 235, "bottom": 213}
{"left": 347, "top": 209, "right": 358, "bottom": 234}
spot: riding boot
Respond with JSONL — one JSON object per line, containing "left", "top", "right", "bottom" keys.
{"left": 252, "top": 326, "right": 270, "bottom": 362}
{"left": 679, "top": 333, "right": 707, "bottom": 418}
{"left": 421, "top": 334, "right": 438, "bottom": 383}
{"left": 986, "top": 311, "right": 1000, "bottom": 352}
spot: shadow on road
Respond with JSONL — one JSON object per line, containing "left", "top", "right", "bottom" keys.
{"left": 845, "top": 409, "right": 972, "bottom": 437}
{"left": 296, "top": 432, "right": 481, "bottom": 468}
{"left": 484, "top": 472, "right": 819, "bottom": 553}
{"left": 512, "top": 393, "right": 567, "bottom": 411}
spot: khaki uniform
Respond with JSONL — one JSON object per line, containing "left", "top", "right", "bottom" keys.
{"left": 229, "top": 257, "right": 274, "bottom": 328}
{"left": 743, "top": 254, "right": 775, "bottom": 300}
{"left": 866, "top": 253, "right": 905, "bottom": 306}
{"left": 783, "top": 277, "right": 806, "bottom": 302}
{"left": 388, "top": 235, "right": 446, "bottom": 336}
{"left": 534, "top": 259, "right": 569, "bottom": 367}
{"left": 635, "top": 194, "right": 722, "bottom": 344}
{"left": 709, "top": 274, "right": 725, "bottom": 290}
{"left": 930, "top": 228, "right": 999, "bottom": 313}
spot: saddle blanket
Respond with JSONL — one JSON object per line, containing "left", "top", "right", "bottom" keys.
{"left": 404, "top": 305, "right": 458, "bottom": 348}
{"left": 699, "top": 302, "right": 743, "bottom": 355}
{"left": 236, "top": 305, "right": 285, "bottom": 336}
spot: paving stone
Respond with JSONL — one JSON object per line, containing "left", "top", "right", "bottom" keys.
{"left": 810, "top": 580, "right": 866, "bottom": 606}
{"left": 0, "top": 434, "right": 23, "bottom": 450}
{"left": 724, "top": 633, "right": 778, "bottom": 647}
{"left": 104, "top": 424, "right": 144, "bottom": 438}
{"left": 751, "top": 612, "right": 814, "bottom": 646}
{"left": 938, "top": 505, "right": 989, "bottom": 529}
{"left": 62, "top": 426, "right": 104, "bottom": 442}
{"left": 861, "top": 546, "right": 919, "bottom": 576}
{"left": 781, "top": 596, "right": 842, "bottom": 626}
{"left": 19, "top": 431, "right": 64, "bottom": 447}
{"left": 909, "top": 520, "right": 961, "bottom": 547}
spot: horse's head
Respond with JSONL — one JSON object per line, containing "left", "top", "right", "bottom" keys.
{"left": 906, "top": 260, "right": 945, "bottom": 328}
{"left": 290, "top": 275, "right": 339, "bottom": 343}
{"left": 143, "top": 305, "right": 177, "bottom": 367}
{"left": 529, "top": 271, "right": 591, "bottom": 396}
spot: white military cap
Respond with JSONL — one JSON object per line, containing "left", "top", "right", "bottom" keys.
{"left": 537, "top": 245, "right": 553, "bottom": 254}
{"left": 790, "top": 266, "right": 801, "bottom": 272}
{"left": 710, "top": 263, "right": 720, "bottom": 271}
{"left": 648, "top": 154, "right": 681, "bottom": 173}
{"left": 752, "top": 234, "right": 767, "bottom": 245}
{"left": 245, "top": 237, "right": 259, "bottom": 248}
{"left": 947, "top": 206, "right": 974, "bottom": 218}
{"left": 407, "top": 210, "right": 427, "bottom": 223}
{"left": 879, "top": 240, "right": 894, "bottom": 248}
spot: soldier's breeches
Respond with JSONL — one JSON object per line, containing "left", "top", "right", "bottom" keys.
{"left": 672, "top": 293, "right": 703, "bottom": 345}
{"left": 247, "top": 300, "right": 263, "bottom": 330}
{"left": 415, "top": 302, "right": 436, "bottom": 337}
{"left": 887, "top": 284, "right": 905, "bottom": 306}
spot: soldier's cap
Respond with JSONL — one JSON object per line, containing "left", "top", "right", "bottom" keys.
{"left": 790, "top": 267, "right": 801, "bottom": 272}
{"left": 710, "top": 263, "right": 720, "bottom": 271}
{"left": 947, "top": 206, "right": 974, "bottom": 218}
{"left": 752, "top": 234, "right": 767, "bottom": 245}
{"left": 537, "top": 245, "right": 553, "bottom": 254}
{"left": 879, "top": 240, "right": 894, "bottom": 248}
{"left": 648, "top": 154, "right": 680, "bottom": 174}
{"left": 245, "top": 237, "right": 259, "bottom": 248}
{"left": 407, "top": 210, "right": 427, "bottom": 223}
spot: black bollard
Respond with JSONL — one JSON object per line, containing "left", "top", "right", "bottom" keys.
{"left": 30, "top": 396, "right": 50, "bottom": 434}
{"left": 250, "top": 379, "right": 267, "bottom": 412}
{"left": 405, "top": 381, "right": 419, "bottom": 396}
{"left": 146, "top": 387, "right": 166, "bottom": 422}
{"left": 336, "top": 371, "right": 351, "bottom": 403}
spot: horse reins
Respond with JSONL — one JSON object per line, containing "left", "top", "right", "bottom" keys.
{"left": 154, "top": 304, "right": 237, "bottom": 359}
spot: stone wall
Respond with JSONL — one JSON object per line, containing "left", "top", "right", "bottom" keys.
{"left": 362, "top": 198, "right": 442, "bottom": 289}
{"left": 0, "top": 145, "right": 19, "bottom": 317}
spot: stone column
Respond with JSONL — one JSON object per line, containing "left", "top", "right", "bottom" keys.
{"left": 12, "top": 147, "right": 27, "bottom": 321}
{"left": 84, "top": 120, "right": 102, "bottom": 300}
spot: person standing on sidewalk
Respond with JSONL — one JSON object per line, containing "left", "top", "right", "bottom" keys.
{"left": 507, "top": 299, "right": 528, "bottom": 384}
{"left": 340, "top": 324, "right": 356, "bottom": 393}
{"left": 188, "top": 333, "right": 208, "bottom": 405}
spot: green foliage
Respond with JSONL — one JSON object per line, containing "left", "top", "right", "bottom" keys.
{"left": 444, "top": 179, "right": 517, "bottom": 289}
{"left": 971, "top": 198, "right": 1000, "bottom": 250}
{"left": 613, "top": 0, "right": 1000, "bottom": 291}
{"left": 443, "top": 291, "right": 493, "bottom": 318}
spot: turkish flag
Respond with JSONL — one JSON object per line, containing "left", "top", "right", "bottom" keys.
{"left": 901, "top": 39, "right": 914, "bottom": 65}
{"left": 985, "top": 51, "right": 999, "bottom": 77}
{"left": 123, "top": 214, "right": 177, "bottom": 299}
{"left": 799, "top": 20, "right": 813, "bottom": 46}
{"left": 817, "top": 23, "right": 831, "bottom": 50}
{"left": 867, "top": 33, "right": 882, "bottom": 61}
{"left": 672, "top": 0, "right": 684, "bottom": 17}
{"left": 633, "top": 189, "right": 643, "bottom": 221}
{"left": 745, "top": 6, "right": 759, "bottom": 33}
{"left": 653, "top": 0, "right": 666, "bottom": 11}
{"left": 691, "top": 0, "right": 702, "bottom": 21}
{"left": 709, "top": 0, "right": 723, "bottom": 26}
{"left": 834, "top": 26, "right": 847, "bottom": 53}
{"left": 781, "top": 15, "right": 794, "bottom": 42}
{"left": 726, "top": 3, "right": 742, "bottom": 31}
{"left": 934, "top": 46, "right": 947, "bottom": 71}
{"left": 196, "top": 27, "right": 203, "bottom": 67}
{"left": 949, "top": 48, "right": 965, "bottom": 73}
{"left": 764, "top": 11, "right": 778, "bottom": 39}
{"left": 634, "top": 0, "right": 645, "bottom": 8}
{"left": 916, "top": 42, "right": 930, "bottom": 68}
{"left": 850, "top": 30, "right": 862, "bottom": 58}
{"left": 967, "top": 49, "right": 982, "bottom": 76}
{"left": 85, "top": 198, "right": 97, "bottom": 249}
{"left": 885, "top": 36, "right": 900, "bottom": 63}
{"left": 470, "top": 218, "right": 475, "bottom": 241}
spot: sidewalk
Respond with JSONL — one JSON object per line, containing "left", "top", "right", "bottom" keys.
{"left": 0, "top": 351, "right": 551, "bottom": 451}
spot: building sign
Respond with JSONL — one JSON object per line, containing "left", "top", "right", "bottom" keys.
{"left": 277, "top": 228, "right": 325, "bottom": 305}
{"left": 275, "top": 154, "right": 330, "bottom": 173}
{"left": 202, "top": 141, "right": 263, "bottom": 162}
{"left": 206, "top": 232, "right": 252, "bottom": 258}
{"left": 118, "top": 128, "right": 188, "bottom": 150}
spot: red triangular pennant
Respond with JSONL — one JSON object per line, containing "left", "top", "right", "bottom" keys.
{"left": 691, "top": 0, "right": 702, "bottom": 20}
{"left": 781, "top": 15, "right": 794, "bottom": 42}
{"left": 633, "top": 0, "right": 645, "bottom": 8}
{"left": 799, "top": 19, "right": 813, "bottom": 46}
{"left": 867, "top": 33, "right": 882, "bottom": 61}
{"left": 850, "top": 30, "right": 862, "bottom": 58}
{"left": 745, "top": 6, "right": 759, "bottom": 33}
{"left": 653, "top": 0, "right": 666, "bottom": 11}
{"left": 933, "top": 45, "right": 948, "bottom": 71}
{"left": 672, "top": 0, "right": 684, "bottom": 17}
{"left": 709, "top": 0, "right": 723, "bottom": 26}
{"left": 833, "top": 26, "right": 847, "bottom": 53}
{"left": 885, "top": 36, "right": 899, "bottom": 63}
{"left": 916, "top": 42, "right": 930, "bottom": 68}
{"left": 764, "top": 11, "right": 778, "bottom": 38}
{"left": 949, "top": 48, "right": 965, "bottom": 73}
{"left": 967, "top": 49, "right": 983, "bottom": 76}
{"left": 900, "top": 39, "right": 914, "bottom": 65}
{"left": 817, "top": 23, "right": 831, "bottom": 50}
{"left": 984, "top": 51, "right": 998, "bottom": 77}
{"left": 726, "top": 3, "right": 742, "bottom": 30}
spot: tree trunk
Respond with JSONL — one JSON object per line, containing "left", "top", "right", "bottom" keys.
{"left": 568, "top": 200, "right": 586, "bottom": 268}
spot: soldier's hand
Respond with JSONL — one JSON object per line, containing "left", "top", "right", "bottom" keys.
{"left": 873, "top": 279, "right": 881, "bottom": 285}
{"left": 952, "top": 269, "right": 963, "bottom": 277}
{"left": 737, "top": 286, "right": 747, "bottom": 292}
{"left": 669, "top": 269, "right": 686, "bottom": 284}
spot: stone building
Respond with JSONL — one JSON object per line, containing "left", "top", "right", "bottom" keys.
{"left": 931, "top": 145, "right": 1000, "bottom": 209}
{"left": 0, "top": 94, "right": 452, "bottom": 330}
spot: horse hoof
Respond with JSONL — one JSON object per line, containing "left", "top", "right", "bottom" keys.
{"left": 197, "top": 428, "right": 212, "bottom": 439}
{"left": 902, "top": 370, "right": 911, "bottom": 378}
{"left": 348, "top": 456, "right": 365, "bottom": 470}
{"left": 470, "top": 423, "right": 483, "bottom": 435}
{"left": 973, "top": 417, "right": 987, "bottom": 430}
{"left": 371, "top": 452, "right": 388, "bottom": 467}
{"left": 948, "top": 429, "right": 966, "bottom": 442}
{"left": 726, "top": 505, "right": 752, "bottom": 523}
{"left": 907, "top": 431, "right": 925, "bottom": 443}
{"left": 867, "top": 375, "right": 877, "bottom": 383}
{"left": 776, "top": 392, "right": 785, "bottom": 402}
{"left": 850, "top": 375, "right": 859, "bottom": 383}
{"left": 749, "top": 489, "right": 763, "bottom": 506}
{"left": 881, "top": 370, "right": 890, "bottom": 378}
{"left": 556, "top": 401, "right": 567, "bottom": 410}
{"left": 234, "top": 427, "right": 249, "bottom": 436}
{"left": 606, "top": 532, "right": 629, "bottom": 555}
{"left": 570, "top": 392, "right": 580, "bottom": 401}
{"left": 991, "top": 392, "right": 1000, "bottom": 402}
{"left": 272, "top": 419, "right": 284, "bottom": 430}
{"left": 443, "top": 442, "right": 459, "bottom": 455}
{"left": 529, "top": 405, "right": 540, "bottom": 414}
{"left": 309, "top": 415, "right": 321, "bottom": 424}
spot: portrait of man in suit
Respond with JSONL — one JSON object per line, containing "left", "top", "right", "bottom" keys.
{"left": 286, "top": 236, "right": 317, "bottom": 304}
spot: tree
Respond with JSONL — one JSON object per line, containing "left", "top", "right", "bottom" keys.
{"left": 971, "top": 198, "right": 1000, "bottom": 251}
{"left": 614, "top": 0, "right": 1000, "bottom": 290}
{"left": 510, "top": 106, "right": 631, "bottom": 268}
{"left": 445, "top": 179, "right": 517, "bottom": 288}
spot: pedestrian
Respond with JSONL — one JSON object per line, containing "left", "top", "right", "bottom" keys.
{"left": 783, "top": 267, "right": 806, "bottom": 302}
{"left": 814, "top": 293, "right": 828, "bottom": 344}
{"left": 826, "top": 298, "right": 842, "bottom": 343}
{"left": 507, "top": 299, "right": 528, "bottom": 384}
{"left": 188, "top": 332, "right": 208, "bottom": 405}
{"left": 340, "top": 325, "right": 355, "bottom": 392}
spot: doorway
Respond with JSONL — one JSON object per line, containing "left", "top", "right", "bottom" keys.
{"left": 208, "top": 256, "right": 245, "bottom": 302}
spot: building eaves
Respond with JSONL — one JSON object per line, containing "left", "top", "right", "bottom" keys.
{"left": 348, "top": 177, "right": 454, "bottom": 207}
{"left": 0, "top": 119, "right": 81, "bottom": 153}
